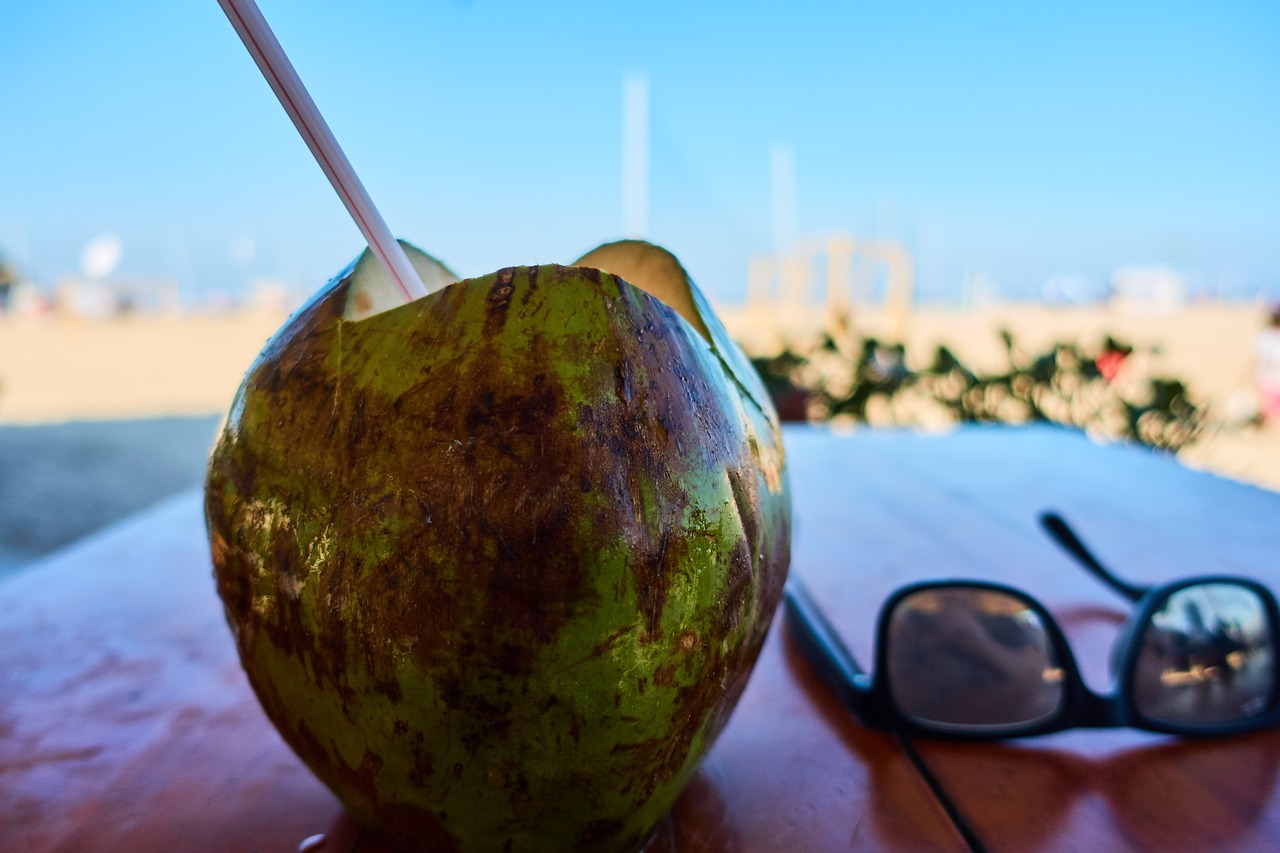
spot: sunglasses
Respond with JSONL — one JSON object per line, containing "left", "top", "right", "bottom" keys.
{"left": 784, "top": 511, "right": 1279, "bottom": 739}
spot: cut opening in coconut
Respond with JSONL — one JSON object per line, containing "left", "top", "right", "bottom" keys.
{"left": 574, "top": 240, "right": 713, "bottom": 346}
{"left": 344, "top": 240, "right": 459, "bottom": 321}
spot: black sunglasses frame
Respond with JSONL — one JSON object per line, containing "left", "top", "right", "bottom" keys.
{"left": 785, "top": 565, "right": 1280, "bottom": 740}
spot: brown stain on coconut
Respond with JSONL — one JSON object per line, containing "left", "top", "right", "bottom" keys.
{"left": 205, "top": 245, "right": 790, "bottom": 853}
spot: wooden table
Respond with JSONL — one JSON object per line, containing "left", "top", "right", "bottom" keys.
{"left": 4, "top": 425, "right": 1278, "bottom": 852}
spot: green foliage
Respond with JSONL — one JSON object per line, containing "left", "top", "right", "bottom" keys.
{"left": 750, "top": 329, "right": 1205, "bottom": 452}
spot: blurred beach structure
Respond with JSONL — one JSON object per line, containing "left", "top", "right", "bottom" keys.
{"left": 2, "top": 248, "right": 1278, "bottom": 581}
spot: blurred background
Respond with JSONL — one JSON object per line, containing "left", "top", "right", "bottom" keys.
{"left": 2, "top": 0, "right": 1278, "bottom": 578}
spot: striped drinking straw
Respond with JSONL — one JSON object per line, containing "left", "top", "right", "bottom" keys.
{"left": 216, "top": 0, "right": 428, "bottom": 303}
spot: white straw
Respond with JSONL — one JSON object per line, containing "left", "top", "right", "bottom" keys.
{"left": 217, "top": 0, "right": 427, "bottom": 302}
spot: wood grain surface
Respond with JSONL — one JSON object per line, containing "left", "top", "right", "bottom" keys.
{"left": 3, "top": 424, "right": 1276, "bottom": 852}
{"left": 784, "top": 425, "right": 1280, "bottom": 853}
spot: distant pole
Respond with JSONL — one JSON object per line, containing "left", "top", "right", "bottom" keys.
{"left": 770, "top": 144, "right": 797, "bottom": 257}
{"left": 622, "top": 73, "right": 649, "bottom": 239}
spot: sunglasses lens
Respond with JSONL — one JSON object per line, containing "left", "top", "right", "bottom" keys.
{"left": 886, "top": 587, "right": 1065, "bottom": 731}
{"left": 1133, "top": 582, "right": 1275, "bottom": 726}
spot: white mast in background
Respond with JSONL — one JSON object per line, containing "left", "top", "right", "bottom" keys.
{"left": 770, "top": 144, "right": 798, "bottom": 256}
{"left": 622, "top": 73, "right": 650, "bottom": 239}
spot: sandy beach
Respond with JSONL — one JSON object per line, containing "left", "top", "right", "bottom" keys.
{"left": 1, "top": 301, "right": 1276, "bottom": 578}
{"left": 0, "top": 311, "right": 285, "bottom": 424}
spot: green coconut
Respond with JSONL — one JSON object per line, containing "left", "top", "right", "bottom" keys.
{"left": 205, "top": 239, "right": 790, "bottom": 852}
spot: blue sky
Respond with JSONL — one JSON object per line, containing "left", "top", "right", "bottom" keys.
{"left": 2, "top": 0, "right": 1277, "bottom": 305}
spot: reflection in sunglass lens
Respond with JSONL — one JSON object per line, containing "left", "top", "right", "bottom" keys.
{"left": 1133, "top": 583, "right": 1275, "bottom": 727}
{"left": 886, "top": 587, "right": 1065, "bottom": 731}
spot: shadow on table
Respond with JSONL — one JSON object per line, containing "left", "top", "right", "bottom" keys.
{"left": 779, "top": 627, "right": 982, "bottom": 850}
{"left": 310, "top": 776, "right": 741, "bottom": 853}
{"left": 909, "top": 731, "right": 1280, "bottom": 851}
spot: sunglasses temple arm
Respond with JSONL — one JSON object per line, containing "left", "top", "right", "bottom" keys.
{"left": 783, "top": 578, "right": 874, "bottom": 712}
{"left": 1038, "top": 512, "right": 1148, "bottom": 602}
